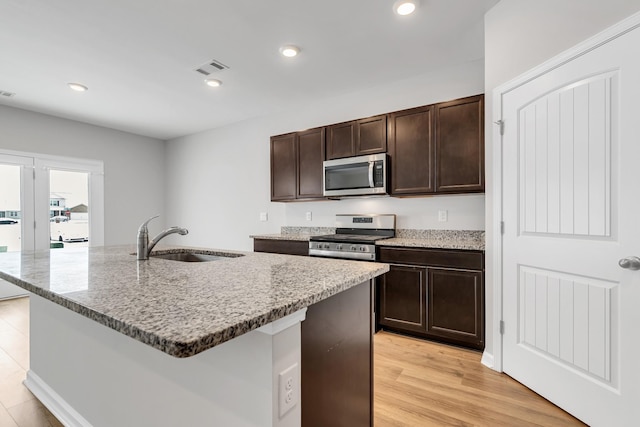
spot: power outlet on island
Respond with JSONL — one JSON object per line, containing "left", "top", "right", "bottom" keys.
{"left": 278, "top": 363, "right": 298, "bottom": 418}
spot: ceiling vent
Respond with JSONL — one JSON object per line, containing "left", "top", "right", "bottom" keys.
{"left": 194, "top": 59, "right": 229, "bottom": 76}
{"left": 0, "top": 90, "right": 16, "bottom": 98}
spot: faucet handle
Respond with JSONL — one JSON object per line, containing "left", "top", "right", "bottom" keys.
{"left": 138, "top": 215, "right": 160, "bottom": 234}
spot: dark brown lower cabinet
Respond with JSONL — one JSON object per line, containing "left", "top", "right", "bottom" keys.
{"left": 378, "top": 265, "right": 427, "bottom": 333}
{"left": 377, "top": 247, "right": 484, "bottom": 350}
{"left": 301, "top": 280, "right": 373, "bottom": 427}
{"left": 253, "top": 238, "right": 308, "bottom": 256}
{"left": 426, "top": 268, "right": 483, "bottom": 349}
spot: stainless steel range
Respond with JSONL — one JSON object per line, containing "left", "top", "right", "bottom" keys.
{"left": 309, "top": 214, "right": 396, "bottom": 261}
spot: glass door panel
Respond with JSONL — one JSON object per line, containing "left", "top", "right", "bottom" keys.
{"left": 0, "top": 155, "right": 34, "bottom": 299}
{"left": 0, "top": 165, "right": 22, "bottom": 252}
{"left": 49, "top": 170, "right": 89, "bottom": 248}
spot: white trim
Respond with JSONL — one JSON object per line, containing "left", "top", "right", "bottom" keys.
{"left": 257, "top": 308, "right": 307, "bottom": 335}
{"left": 481, "top": 351, "right": 494, "bottom": 370}
{"left": 24, "top": 370, "right": 93, "bottom": 427}
{"left": 490, "top": 10, "right": 640, "bottom": 374}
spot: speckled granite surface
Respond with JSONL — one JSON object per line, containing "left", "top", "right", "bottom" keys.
{"left": 381, "top": 229, "right": 485, "bottom": 250}
{"left": 251, "top": 228, "right": 485, "bottom": 250}
{"left": 250, "top": 226, "right": 335, "bottom": 241}
{"left": 0, "top": 245, "right": 388, "bottom": 358}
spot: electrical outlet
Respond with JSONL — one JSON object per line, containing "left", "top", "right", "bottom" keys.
{"left": 438, "top": 210, "right": 448, "bottom": 222}
{"left": 305, "top": 211, "right": 312, "bottom": 221}
{"left": 278, "top": 363, "right": 298, "bottom": 418}
{"left": 259, "top": 212, "right": 268, "bottom": 222}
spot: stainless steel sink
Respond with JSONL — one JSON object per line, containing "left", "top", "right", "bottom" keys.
{"left": 148, "top": 251, "right": 243, "bottom": 262}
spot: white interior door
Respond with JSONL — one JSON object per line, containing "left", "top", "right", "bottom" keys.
{"left": 501, "top": 23, "right": 640, "bottom": 426}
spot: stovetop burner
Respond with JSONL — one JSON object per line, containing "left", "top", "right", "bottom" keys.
{"left": 309, "top": 214, "right": 396, "bottom": 261}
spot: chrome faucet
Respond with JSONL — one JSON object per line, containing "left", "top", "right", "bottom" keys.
{"left": 137, "top": 215, "right": 189, "bottom": 260}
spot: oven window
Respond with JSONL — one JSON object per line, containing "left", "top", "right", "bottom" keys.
{"left": 325, "top": 163, "right": 370, "bottom": 191}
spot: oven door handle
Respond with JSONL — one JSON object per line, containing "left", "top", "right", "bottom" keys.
{"left": 368, "top": 161, "right": 374, "bottom": 188}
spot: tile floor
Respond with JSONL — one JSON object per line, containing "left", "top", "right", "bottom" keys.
{"left": 0, "top": 297, "right": 62, "bottom": 427}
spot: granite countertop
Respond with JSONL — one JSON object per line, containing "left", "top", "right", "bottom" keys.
{"left": 251, "top": 228, "right": 485, "bottom": 251}
{"left": 0, "top": 245, "right": 388, "bottom": 358}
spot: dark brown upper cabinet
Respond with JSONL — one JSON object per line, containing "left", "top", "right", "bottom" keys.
{"left": 435, "top": 95, "right": 485, "bottom": 193}
{"left": 387, "top": 105, "right": 435, "bottom": 195}
{"left": 270, "top": 127, "right": 325, "bottom": 202}
{"left": 387, "top": 95, "right": 484, "bottom": 196}
{"left": 326, "top": 115, "right": 387, "bottom": 160}
{"left": 270, "top": 133, "right": 297, "bottom": 201}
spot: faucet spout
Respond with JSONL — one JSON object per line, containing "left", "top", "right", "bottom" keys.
{"left": 137, "top": 216, "right": 188, "bottom": 260}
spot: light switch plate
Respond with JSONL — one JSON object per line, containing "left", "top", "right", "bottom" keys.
{"left": 259, "top": 212, "right": 268, "bottom": 222}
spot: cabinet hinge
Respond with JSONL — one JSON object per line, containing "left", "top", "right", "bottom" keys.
{"left": 499, "top": 320, "right": 505, "bottom": 335}
{"left": 500, "top": 221, "right": 505, "bottom": 235}
{"left": 494, "top": 119, "right": 504, "bottom": 136}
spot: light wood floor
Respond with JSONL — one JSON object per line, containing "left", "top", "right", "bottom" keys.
{"left": 0, "top": 297, "right": 585, "bottom": 426}
{"left": 374, "top": 330, "right": 587, "bottom": 426}
{"left": 0, "top": 297, "right": 61, "bottom": 427}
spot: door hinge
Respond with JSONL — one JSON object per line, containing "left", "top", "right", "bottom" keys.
{"left": 499, "top": 320, "right": 505, "bottom": 335}
{"left": 494, "top": 119, "right": 504, "bottom": 136}
{"left": 500, "top": 221, "right": 505, "bottom": 235}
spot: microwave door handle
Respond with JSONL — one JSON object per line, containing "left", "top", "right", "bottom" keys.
{"left": 368, "top": 161, "right": 375, "bottom": 188}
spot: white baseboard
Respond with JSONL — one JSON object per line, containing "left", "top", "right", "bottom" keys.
{"left": 480, "top": 351, "right": 495, "bottom": 370}
{"left": 24, "top": 370, "right": 92, "bottom": 427}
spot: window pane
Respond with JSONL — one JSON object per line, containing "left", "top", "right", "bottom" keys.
{"left": 0, "top": 165, "right": 22, "bottom": 252}
{"left": 49, "top": 170, "right": 89, "bottom": 247}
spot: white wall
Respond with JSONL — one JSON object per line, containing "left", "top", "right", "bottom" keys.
{"left": 483, "top": 0, "right": 640, "bottom": 367}
{"left": 0, "top": 105, "right": 165, "bottom": 245}
{"left": 166, "top": 59, "right": 486, "bottom": 251}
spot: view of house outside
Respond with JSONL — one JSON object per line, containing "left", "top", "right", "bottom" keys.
{"left": 0, "top": 167, "right": 90, "bottom": 251}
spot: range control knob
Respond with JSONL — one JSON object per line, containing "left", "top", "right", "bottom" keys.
{"left": 336, "top": 244, "right": 343, "bottom": 250}
{"left": 350, "top": 245, "right": 357, "bottom": 251}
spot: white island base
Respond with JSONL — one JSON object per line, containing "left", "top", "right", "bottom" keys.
{"left": 25, "top": 294, "right": 307, "bottom": 427}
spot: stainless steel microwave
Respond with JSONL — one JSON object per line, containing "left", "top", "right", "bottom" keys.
{"left": 323, "top": 153, "right": 387, "bottom": 197}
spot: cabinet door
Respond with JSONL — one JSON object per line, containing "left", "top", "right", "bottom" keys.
{"left": 253, "top": 239, "right": 309, "bottom": 256}
{"left": 426, "top": 268, "right": 484, "bottom": 349}
{"left": 297, "top": 127, "right": 325, "bottom": 199}
{"left": 270, "top": 133, "right": 297, "bottom": 201}
{"left": 356, "top": 115, "right": 387, "bottom": 155}
{"left": 378, "top": 264, "right": 427, "bottom": 333}
{"left": 326, "top": 121, "right": 356, "bottom": 160}
{"left": 435, "top": 94, "right": 484, "bottom": 193}
{"left": 388, "top": 105, "right": 435, "bottom": 195}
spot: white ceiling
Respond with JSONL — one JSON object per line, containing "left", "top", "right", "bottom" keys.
{"left": 0, "top": 0, "right": 498, "bottom": 140}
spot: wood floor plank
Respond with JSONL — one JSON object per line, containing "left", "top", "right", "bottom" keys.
{"left": 374, "top": 331, "right": 586, "bottom": 427}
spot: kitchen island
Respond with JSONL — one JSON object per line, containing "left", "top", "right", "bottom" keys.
{"left": 0, "top": 245, "right": 388, "bottom": 427}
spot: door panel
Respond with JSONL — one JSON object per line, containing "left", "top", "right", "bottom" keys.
{"left": 0, "top": 155, "right": 34, "bottom": 299}
{"left": 502, "top": 23, "right": 640, "bottom": 425}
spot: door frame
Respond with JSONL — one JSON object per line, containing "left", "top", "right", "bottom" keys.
{"left": 488, "top": 11, "right": 640, "bottom": 373}
{"left": 0, "top": 147, "right": 104, "bottom": 249}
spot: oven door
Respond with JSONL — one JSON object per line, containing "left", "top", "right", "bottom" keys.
{"left": 323, "top": 153, "right": 387, "bottom": 197}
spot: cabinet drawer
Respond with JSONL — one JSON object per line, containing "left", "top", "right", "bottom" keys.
{"left": 378, "top": 247, "right": 483, "bottom": 270}
{"left": 253, "top": 239, "right": 308, "bottom": 256}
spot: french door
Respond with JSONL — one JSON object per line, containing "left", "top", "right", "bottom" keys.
{"left": 0, "top": 151, "right": 103, "bottom": 299}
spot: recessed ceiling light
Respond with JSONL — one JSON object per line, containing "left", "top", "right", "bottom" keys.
{"left": 394, "top": 0, "right": 418, "bottom": 15}
{"left": 205, "top": 79, "right": 222, "bottom": 87}
{"left": 279, "top": 45, "right": 301, "bottom": 58}
{"left": 67, "top": 83, "right": 88, "bottom": 92}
